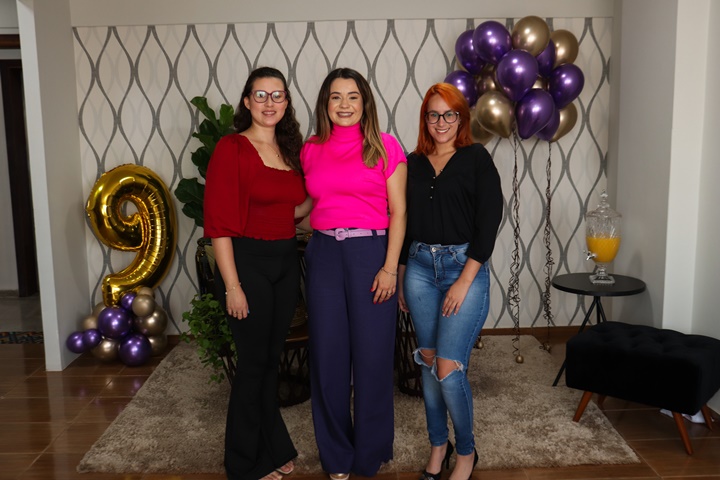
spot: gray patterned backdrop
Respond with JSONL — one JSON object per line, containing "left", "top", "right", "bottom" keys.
{"left": 72, "top": 16, "right": 612, "bottom": 333}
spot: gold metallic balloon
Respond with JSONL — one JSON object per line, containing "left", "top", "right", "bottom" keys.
{"left": 470, "top": 117, "right": 495, "bottom": 145}
{"left": 91, "top": 302, "right": 106, "bottom": 317}
{"left": 147, "top": 334, "right": 168, "bottom": 356}
{"left": 515, "top": 354, "right": 524, "bottom": 364}
{"left": 532, "top": 75, "right": 548, "bottom": 91}
{"left": 511, "top": 15, "right": 551, "bottom": 57}
{"left": 86, "top": 164, "right": 177, "bottom": 306}
{"left": 475, "top": 64, "right": 498, "bottom": 96}
{"left": 550, "top": 103, "right": 579, "bottom": 142}
{"left": 132, "top": 293, "right": 156, "bottom": 317}
{"left": 133, "top": 305, "right": 168, "bottom": 336}
{"left": 474, "top": 91, "right": 515, "bottom": 138}
{"left": 136, "top": 286, "right": 155, "bottom": 298}
{"left": 551, "top": 29, "right": 579, "bottom": 67}
{"left": 81, "top": 314, "right": 98, "bottom": 331}
{"left": 91, "top": 337, "right": 120, "bottom": 362}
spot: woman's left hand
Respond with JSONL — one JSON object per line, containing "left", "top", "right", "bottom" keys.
{"left": 442, "top": 279, "right": 472, "bottom": 317}
{"left": 371, "top": 268, "right": 397, "bottom": 304}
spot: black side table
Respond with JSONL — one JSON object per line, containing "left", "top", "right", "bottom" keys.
{"left": 551, "top": 273, "right": 646, "bottom": 386}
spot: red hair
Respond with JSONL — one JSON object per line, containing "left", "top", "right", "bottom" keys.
{"left": 414, "top": 83, "right": 473, "bottom": 156}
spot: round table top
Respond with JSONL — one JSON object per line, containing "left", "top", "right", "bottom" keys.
{"left": 552, "top": 273, "right": 646, "bottom": 297}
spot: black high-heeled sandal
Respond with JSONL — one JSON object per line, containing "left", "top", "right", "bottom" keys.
{"left": 464, "top": 448, "right": 478, "bottom": 480}
{"left": 419, "top": 441, "right": 454, "bottom": 480}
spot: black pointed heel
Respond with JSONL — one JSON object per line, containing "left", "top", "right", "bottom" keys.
{"left": 466, "top": 448, "right": 478, "bottom": 480}
{"left": 419, "top": 441, "right": 454, "bottom": 480}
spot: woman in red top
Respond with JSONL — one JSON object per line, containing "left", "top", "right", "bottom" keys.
{"left": 204, "top": 67, "right": 309, "bottom": 480}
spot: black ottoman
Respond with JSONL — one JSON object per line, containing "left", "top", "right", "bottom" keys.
{"left": 566, "top": 321, "right": 720, "bottom": 454}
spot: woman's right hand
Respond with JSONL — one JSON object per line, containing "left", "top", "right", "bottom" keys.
{"left": 226, "top": 286, "right": 250, "bottom": 319}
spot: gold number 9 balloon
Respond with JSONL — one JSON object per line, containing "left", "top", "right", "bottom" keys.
{"left": 86, "top": 164, "right": 177, "bottom": 306}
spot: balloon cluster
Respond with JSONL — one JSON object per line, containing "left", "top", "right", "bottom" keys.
{"left": 447, "top": 16, "right": 584, "bottom": 142}
{"left": 65, "top": 286, "right": 168, "bottom": 366}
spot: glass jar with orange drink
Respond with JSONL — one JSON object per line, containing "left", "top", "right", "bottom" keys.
{"left": 585, "top": 191, "right": 621, "bottom": 284}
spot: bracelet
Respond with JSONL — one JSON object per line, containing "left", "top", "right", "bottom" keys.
{"left": 225, "top": 283, "right": 241, "bottom": 295}
{"left": 380, "top": 267, "right": 397, "bottom": 277}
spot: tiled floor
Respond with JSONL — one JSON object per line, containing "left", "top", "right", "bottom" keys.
{"left": 0, "top": 295, "right": 719, "bottom": 479}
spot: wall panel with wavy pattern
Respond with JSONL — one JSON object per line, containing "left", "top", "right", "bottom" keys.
{"left": 73, "top": 16, "right": 612, "bottom": 333}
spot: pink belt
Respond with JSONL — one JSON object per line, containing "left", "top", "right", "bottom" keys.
{"left": 317, "top": 228, "right": 387, "bottom": 241}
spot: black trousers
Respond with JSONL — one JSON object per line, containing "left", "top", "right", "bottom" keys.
{"left": 215, "top": 236, "right": 299, "bottom": 480}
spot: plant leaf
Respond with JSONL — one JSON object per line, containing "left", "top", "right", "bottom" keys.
{"left": 174, "top": 178, "right": 204, "bottom": 203}
{"left": 182, "top": 203, "right": 204, "bottom": 228}
{"left": 219, "top": 104, "right": 235, "bottom": 132}
{"left": 190, "top": 96, "right": 218, "bottom": 125}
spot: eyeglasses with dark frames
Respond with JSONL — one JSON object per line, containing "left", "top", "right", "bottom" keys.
{"left": 425, "top": 110, "right": 460, "bottom": 124}
{"left": 250, "top": 90, "right": 288, "bottom": 104}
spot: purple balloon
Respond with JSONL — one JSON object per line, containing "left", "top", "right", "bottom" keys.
{"left": 536, "top": 41, "right": 556, "bottom": 78}
{"left": 472, "top": 21, "right": 512, "bottom": 65}
{"left": 455, "top": 30, "right": 485, "bottom": 75}
{"left": 496, "top": 50, "right": 539, "bottom": 102}
{"left": 66, "top": 331, "right": 87, "bottom": 354}
{"left": 549, "top": 63, "right": 585, "bottom": 108}
{"left": 120, "top": 292, "right": 136, "bottom": 312}
{"left": 535, "top": 106, "right": 561, "bottom": 141}
{"left": 515, "top": 89, "right": 556, "bottom": 140}
{"left": 82, "top": 328, "right": 103, "bottom": 349}
{"left": 444, "top": 70, "right": 478, "bottom": 107}
{"left": 118, "top": 333, "right": 153, "bottom": 367}
{"left": 97, "top": 306, "right": 133, "bottom": 340}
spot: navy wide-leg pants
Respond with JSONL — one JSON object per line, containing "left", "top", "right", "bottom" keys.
{"left": 304, "top": 231, "right": 396, "bottom": 477}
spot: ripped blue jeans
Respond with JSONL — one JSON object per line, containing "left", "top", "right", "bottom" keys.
{"left": 403, "top": 241, "right": 490, "bottom": 456}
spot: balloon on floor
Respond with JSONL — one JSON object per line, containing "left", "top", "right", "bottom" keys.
{"left": 66, "top": 285, "right": 167, "bottom": 366}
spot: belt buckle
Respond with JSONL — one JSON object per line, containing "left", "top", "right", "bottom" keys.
{"left": 334, "top": 228, "right": 349, "bottom": 241}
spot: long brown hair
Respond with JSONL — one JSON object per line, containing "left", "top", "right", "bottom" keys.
{"left": 312, "top": 68, "right": 388, "bottom": 169}
{"left": 234, "top": 66, "right": 303, "bottom": 172}
{"left": 414, "top": 83, "right": 473, "bottom": 156}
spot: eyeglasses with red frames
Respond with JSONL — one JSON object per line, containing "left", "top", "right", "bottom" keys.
{"left": 425, "top": 110, "right": 460, "bottom": 124}
{"left": 250, "top": 90, "right": 288, "bottom": 103}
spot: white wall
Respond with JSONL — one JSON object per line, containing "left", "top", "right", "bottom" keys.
{"left": 611, "top": 0, "right": 720, "bottom": 412}
{"left": 663, "top": 1, "right": 708, "bottom": 332}
{"left": 68, "top": 0, "right": 613, "bottom": 25}
{"left": 693, "top": 0, "right": 720, "bottom": 411}
{"left": 18, "top": 0, "right": 89, "bottom": 369}
{"left": 610, "top": 0, "right": 677, "bottom": 326}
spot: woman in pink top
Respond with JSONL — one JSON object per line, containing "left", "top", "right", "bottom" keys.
{"left": 300, "top": 68, "right": 407, "bottom": 479}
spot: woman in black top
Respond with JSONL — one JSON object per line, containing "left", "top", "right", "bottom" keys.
{"left": 398, "top": 83, "right": 503, "bottom": 480}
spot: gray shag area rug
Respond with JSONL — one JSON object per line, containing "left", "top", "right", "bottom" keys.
{"left": 77, "top": 336, "right": 639, "bottom": 474}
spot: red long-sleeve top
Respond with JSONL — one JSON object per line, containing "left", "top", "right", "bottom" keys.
{"left": 203, "top": 134, "right": 305, "bottom": 240}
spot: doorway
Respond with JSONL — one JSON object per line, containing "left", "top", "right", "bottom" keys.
{"left": 1, "top": 54, "right": 39, "bottom": 297}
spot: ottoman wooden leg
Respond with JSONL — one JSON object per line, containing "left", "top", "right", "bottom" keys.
{"left": 573, "top": 391, "right": 594, "bottom": 422}
{"left": 701, "top": 405, "right": 714, "bottom": 431}
{"left": 672, "top": 412, "right": 694, "bottom": 455}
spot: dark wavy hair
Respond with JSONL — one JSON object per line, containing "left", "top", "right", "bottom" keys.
{"left": 233, "top": 66, "right": 303, "bottom": 172}
{"left": 312, "top": 68, "right": 388, "bottom": 170}
{"left": 414, "top": 83, "right": 473, "bottom": 156}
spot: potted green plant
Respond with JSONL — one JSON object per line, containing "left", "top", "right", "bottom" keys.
{"left": 174, "top": 96, "right": 235, "bottom": 227}
{"left": 175, "top": 97, "right": 236, "bottom": 383}
{"left": 180, "top": 293, "right": 235, "bottom": 384}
